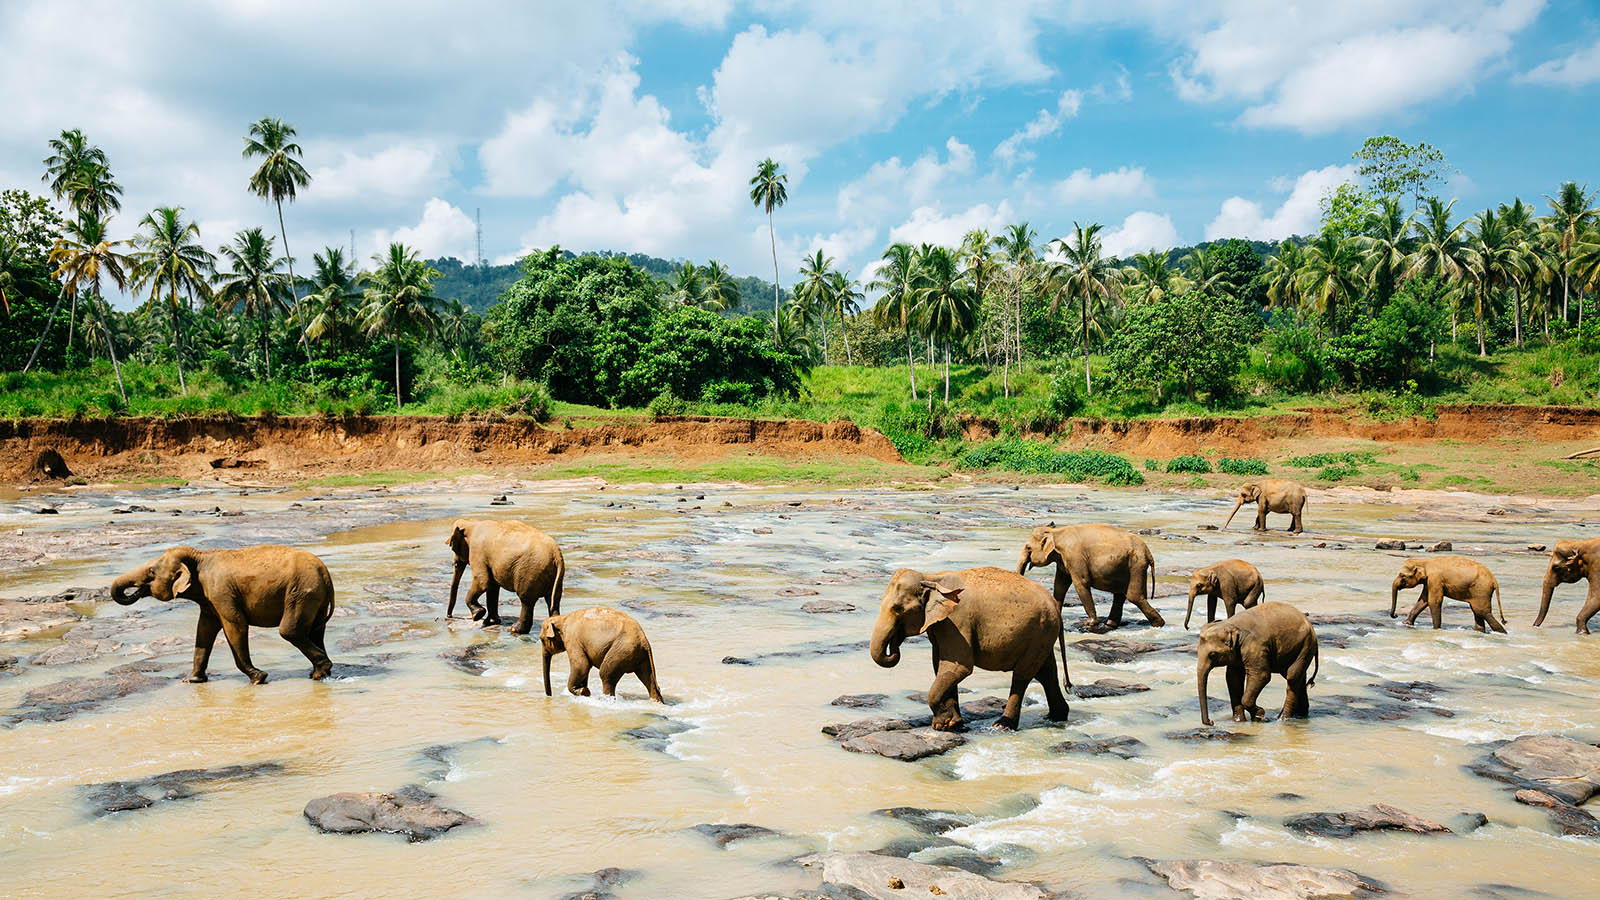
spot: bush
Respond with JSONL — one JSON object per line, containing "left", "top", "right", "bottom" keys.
{"left": 1106, "top": 290, "right": 1256, "bottom": 401}
{"left": 647, "top": 391, "right": 688, "bottom": 418}
{"left": 1286, "top": 450, "right": 1376, "bottom": 468}
{"left": 1046, "top": 375, "right": 1083, "bottom": 418}
{"left": 1218, "top": 457, "right": 1268, "bottom": 475}
{"left": 1317, "top": 461, "right": 1361, "bottom": 481}
{"left": 1143, "top": 458, "right": 1158, "bottom": 471}
{"left": 700, "top": 379, "right": 757, "bottom": 405}
{"left": 956, "top": 440, "right": 1144, "bottom": 486}
{"left": 1165, "top": 454, "right": 1213, "bottom": 474}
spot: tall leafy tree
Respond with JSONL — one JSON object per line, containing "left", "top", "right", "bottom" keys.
{"left": 748, "top": 158, "right": 788, "bottom": 344}
{"left": 1264, "top": 240, "right": 1304, "bottom": 312}
{"left": 995, "top": 223, "right": 1038, "bottom": 396}
{"left": 1122, "top": 249, "right": 1187, "bottom": 304}
{"left": 1358, "top": 198, "right": 1414, "bottom": 308}
{"left": 1181, "top": 246, "right": 1224, "bottom": 294}
{"left": 1463, "top": 209, "right": 1520, "bottom": 357}
{"left": 213, "top": 227, "right": 287, "bottom": 378}
{"left": 1543, "top": 181, "right": 1597, "bottom": 325}
{"left": 869, "top": 241, "right": 921, "bottom": 399}
{"left": 38, "top": 131, "right": 122, "bottom": 364}
{"left": 131, "top": 207, "right": 213, "bottom": 392}
{"left": 1352, "top": 136, "right": 1448, "bottom": 209}
{"left": 826, "top": 269, "right": 862, "bottom": 365}
{"left": 1050, "top": 222, "right": 1120, "bottom": 395}
{"left": 700, "top": 260, "right": 740, "bottom": 312}
{"left": 244, "top": 117, "right": 314, "bottom": 358}
{"left": 48, "top": 212, "right": 132, "bottom": 400}
{"left": 911, "top": 245, "right": 977, "bottom": 401}
{"left": 1406, "top": 197, "right": 1469, "bottom": 338}
{"left": 303, "top": 247, "right": 359, "bottom": 349}
{"left": 796, "top": 250, "right": 839, "bottom": 361}
{"left": 359, "top": 242, "right": 440, "bottom": 409}
{"left": 41, "top": 129, "right": 105, "bottom": 200}
{"left": 1296, "top": 232, "right": 1363, "bottom": 334}
{"left": 1498, "top": 198, "right": 1535, "bottom": 346}
{"left": 669, "top": 261, "right": 707, "bottom": 307}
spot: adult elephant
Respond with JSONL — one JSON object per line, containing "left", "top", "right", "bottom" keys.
{"left": 1534, "top": 538, "right": 1600, "bottom": 634}
{"left": 1184, "top": 559, "right": 1265, "bottom": 629}
{"left": 1224, "top": 480, "right": 1307, "bottom": 534}
{"left": 1016, "top": 523, "right": 1164, "bottom": 630}
{"left": 1197, "top": 602, "right": 1318, "bottom": 726}
{"left": 110, "top": 545, "right": 334, "bottom": 684}
{"left": 446, "top": 518, "right": 565, "bottom": 635}
{"left": 1391, "top": 556, "right": 1506, "bottom": 633}
{"left": 869, "top": 566, "right": 1071, "bottom": 731}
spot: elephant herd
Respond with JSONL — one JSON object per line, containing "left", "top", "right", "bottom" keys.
{"left": 105, "top": 487, "right": 1600, "bottom": 733}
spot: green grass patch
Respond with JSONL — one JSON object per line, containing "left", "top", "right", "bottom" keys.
{"left": 1164, "top": 455, "right": 1213, "bottom": 474}
{"left": 1218, "top": 457, "right": 1269, "bottom": 475}
{"left": 956, "top": 440, "right": 1144, "bottom": 486}
{"left": 1285, "top": 450, "right": 1378, "bottom": 468}
{"left": 534, "top": 455, "right": 932, "bottom": 485}
{"left": 1316, "top": 462, "right": 1362, "bottom": 481}
{"left": 297, "top": 470, "right": 443, "bottom": 488}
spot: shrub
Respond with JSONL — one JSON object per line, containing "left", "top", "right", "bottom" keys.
{"left": 1165, "top": 454, "right": 1213, "bottom": 474}
{"left": 1317, "top": 462, "right": 1361, "bottom": 481}
{"left": 700, "top": 379, "right": 757, "bottom": 406}
{"left": 1143, "top": 458, "right": 1158, "bottom": 471}
{"left": 956, "top": 440, "right": 1144, "bottom": 486}
{"left": 1046, "top": 375, "right": 1083, "bottom": 418}
{"left": 1285, "top": 450, "right": 1376, "bottom": 468}
{"left": 647, "top": 391, "right": 687, "bottom": 418}
{"left": 1218, "top": 457, "right": 1268, "bottom": 475}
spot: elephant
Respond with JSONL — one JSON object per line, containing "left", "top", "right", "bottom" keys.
{"left": 1016, "top": 523, "right": 1164, "bottom": 630}
{"left": 1224, "top": 479, "right": 1307, "bottom": 534}
{"left": 541, "top": 607, "right": 662, "bottom": 702}
{"left": 1184, "top": 559, "right": 1265, "bottom": 629}
{"left": 1534, "top": 538, "right": 1600, "bottom": 634}
{"left": 870, "top": 566, "right": 1071, "bottom": 731}
{"left": 110, "top": 545, "right": 334, "bottom": 684}
{"left": 1197, "top": 602, "right": 1318, "bottom": 726}
{"left": 1390, "top": 556, "right": 1506, "bottom": 633}
{"left": 446, "top": 518, "right": 565, "bottom": 635}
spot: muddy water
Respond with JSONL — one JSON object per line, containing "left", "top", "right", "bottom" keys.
{"left": 3, "top": 481, "right": 1599, "bottom": 898}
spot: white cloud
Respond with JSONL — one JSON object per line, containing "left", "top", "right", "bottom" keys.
{"left": 994, "top": 90, "right": 1082, "bottom": 165}
{"left": 311, "top": 142, "right": 448, "bottom": 202}
{"left": 1100, "top": 211, "right": 1180, "bottom": 258}
{"left": 836, "top": 138, "right": 975, "bottom": 222}
{"left": 888, "top": 201, "right": 1016, "bottom": 249}
{"left": 1204, "top": 164, "right": 1358, "bottom": 242}
{"left": 1054, "top": 166, "right": 1153, "bottom": 205}
{"left": 1519, "top": 37, "right": 1600, "bottom": 86}
{"left": 372, "top": 198, "right": 477, "bottom": 261}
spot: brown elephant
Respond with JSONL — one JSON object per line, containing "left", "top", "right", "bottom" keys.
{"left": 446, "top": 518, "right": 565, "bottom": 635}
{"left": 1391, "top": 556, "right": 1506, "bottom": 633}
{"left": 1197, "top": 602, "right": 1318, "bottom": 726}
{"left": 1016, "top": 523, "right": 1164, "bottom": 630}
{"left": 1184, "top": 559, "right": 1265, "bottom": 629}
{"left": 541, "top": 607, "right": 662, "bottom": 702}
{"left": 1224, "top": 479, "right": 1307, "bottom": 534}
{"left": 870, "top": 566, "right": 1071, "bottom": 731}
{"left": 1535, "top": 538, "right": 1600, "bottom": 634}
{"left": 110, "top": 545, "right": 334, "bottom": 684}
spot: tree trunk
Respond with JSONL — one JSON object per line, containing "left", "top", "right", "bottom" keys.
{"left": 66, "top": 292, "right": 78, "bottom": 365}
{"left": 841, "top": 310, "right": 853, "bottom": 365}
{"left": 261, "top": 303, "right": 272, "bottom": 379}
{"left": 768, "top": 210, "right": 780, "bottom": 346}
{"left": 820, "top": 310, "right": 829, "bottom": 364}
{"left": 23, "top": 288, "right": 68, "bottom": 373}
{"left": 394, "top": 343, "right": 402, "bottom": 411}
{"left": 1081, "top": 295, "right": 1092, "bottom": 396}
{"left": 93, "top": 293, "right": 127, "bottom": 403}
{"left": 171, "top": 276, "right": 187, "bottom": 394}
{"left": 943, "top": 339, "right": 950, "bottom": 402}
{"left": 276, "top": 199, "right": 314, "bottom": 375}
{"left": 1512, "top": 285, "right": 1523, "bottom": 347}
{"left": 905, "top": 333, "right": 918, "bottom": 399}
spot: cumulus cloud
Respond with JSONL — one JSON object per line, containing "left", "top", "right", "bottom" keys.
{"left": 836, "top": 138, "right": 975, "bottom": 222}
{"left": 1204, "top": 164, "right": 1357, "bottom": 242}
{"left": 1054, "top": 166, "right": 1153, "bottom": 205}
{"left": 372, "top": 198, "right": 477, "bottom": 261}
{"left": 1519, "top": 37, "right": 1600, "bottom": 86}
{"left": 888, "top": 201, "right": 1017, "bottom": 249}
{"left": 994, "top": 90, "right": 1083, "bottom": 165}
{"left": 1100, "top": 211, "right": 1180, "bottom": 258}
{"left": 310, "top": 142, "right": 449, "bottom": 202}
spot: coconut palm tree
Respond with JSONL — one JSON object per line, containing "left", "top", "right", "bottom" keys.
{"left": 1181, "top": 246, "right": 1224, "bottom": 294}
{"left": 1358, "top": 198, "right": 1414, "bottom": 309}
{"left": 1264, "top": 240, "right": 1305, "bottom": 314}
{"left": 1498, "top": 198, "right": 1536, "bottom": 346}
{"left": 1121, "top": 249, "right": 1187, "bottom": 304}
{"left": 1050, "top": 222, "right": 1120, "bottom": 395}
{"left": 244, "top": 117, "right": 314, "bottom": 360}
{"left": 131, "top": 207, "right": 213, "bottom": 393}
{"left": 1463, "top": 209, "right": 1519, "bottom": 357}
{"left": 827, "top": 270, "right": 862, "bottom": 365}
{"left": 41, "top": 129, "right": 105, "bottom": 201}
{"left": 38, "top": 132, "right": 122, "bottom": 364}
{"left": 910, "top": 245, "right": 977, "bottom": 401}
{"left": 302, "top": 247, "right": 359, "bottom": 350}
{"left": 749, "top": 158, "right": 788, "bottom": 344}
{"left": 1543, "top": 181, "right": 1598, "bottom": 325}
{"left": 437, "top": 298, "right": 475, "bottom": 363}
{"left": 0, "top": 233, "right": 20, "bottom": 317}
{"left": 869, "top": 242, "right": 921, "bottom": 398}
{"left": 48, "top": 212, "right": 132, "bottom": 401}
{"left": 1296, "top": 232, "right": 1362, "bottom": 334}
{"left": 796, "top": 250, "right": 838, "bottom": 361}
{"left": 773, "top": 300, "right": 815, "bottom": 360}
{"left": 669, "top": 261, "right": 707, "bottom": 307}
{"left": 359, "top": 242, "right": 440, "bottom": 410}
{"left": 214, "top": 227, "right": 288, "bottom": 379}
{"left": 700, "top": 260, "right": 740, "bottom": 312}
{"left": 995, "top": 223, "right": 1038, "bottom": 396}
{"left": 1407, "top": 198, "right": 1470, "bottom": 339}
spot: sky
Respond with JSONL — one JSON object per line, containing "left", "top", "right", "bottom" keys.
{"left": 4, "top": 0, "right": 1600, "bottom": 300}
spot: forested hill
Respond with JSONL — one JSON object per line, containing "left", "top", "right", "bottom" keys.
{"left": 429, "top": 251, "right": 788, "bottom": 313}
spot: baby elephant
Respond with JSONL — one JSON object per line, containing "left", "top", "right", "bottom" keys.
{"left": 1197, "top": 602, "right": 1318, "bottom": 726}
{"left": 541, "top": 607, "right": 663, "bottom": 702}
{"left": 1184, "top": 559, "right": 1265, "bottom": 629}
{"left": 1391, "top": 556, "right": 1506, "bottom": 633}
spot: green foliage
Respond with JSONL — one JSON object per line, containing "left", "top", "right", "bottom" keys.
{"left": 1046, "top": 374, "right": 1083, "bottom": 418}
{"left": 647, "top": 391, "right": 688, "bottom": 418}
{"left": 1165, "top": 454, "right": 1213, "bottom": 473}
{"left": 956, "top": 440, "right": 1144, "bottom": 485}
{"left": 1317, "top": 461, "right": 1361, "bottom": 481}
{"left": 1286, "top": 451, "right": 1376, "bottom": 468}
{"left": 1143, "top": 458, "right": 1158, "bottom": 471}
{"left": 1218, "top": 457, "right": 1269, "bottom": 475}
{"left": 1325, "top": 279, "right": 1446, "bottom": 389}
{"left": 1106, "top": 290, "right": 1256, "bottom": 401}
{"left": 1319, "top": 181, "right": 1380, "bottom": 242}
{"left": 1352, "top": 136, "right": 1448, "bottom": 205}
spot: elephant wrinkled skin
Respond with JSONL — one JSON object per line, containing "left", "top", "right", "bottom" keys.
{"left": 110, "top": 545, "right": 335, "bottom": 684}
{"left": 1391, "top": 556, "right": 1506, "bottom": 633}
{"left": 870, "top": 566, "right": 1071, "bottom": 731}
{"left": 1197, "top": 602, "right": 1318, "bottom": 726}
{"left": 1184, "top": 559, "right": 1265, "bottom": 629}
{"left": 1224, "top": 479, "right": 1307, "bottom": 534}
{"left": 446, "top": 518, "right": 565, "bottom": 635}
{"left": 1535, "top": 538, "right": 1600, "bottom": 634}
{"left": 541, "top": 607, "right": 662, "bottom": 702}
{"left": 1017, "top": 523, "right": 1164, "bottom": 630}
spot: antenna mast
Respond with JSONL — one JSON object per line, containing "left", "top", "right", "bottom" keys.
{"left": 475, "top": 208, "right": 485, "bottom": 268}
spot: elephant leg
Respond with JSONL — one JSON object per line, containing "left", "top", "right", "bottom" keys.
{"left": 481, "top": 582, "right": 503, "bottom": 627}
{"left": 1404, "top": 596, "right": 1428, "bottom": 627}
{"left": 927, "top": 661, "right": 973, "bottom": 731}
{"left": 1069, "top": 571, "right": 1098, "bottom": 628}
{"left": 1479, "top": 596, "right": 1509, "bottom": 634}
{"left": 512, "top": 593, "right": 537, "bottom": 636}
{"left": 1254, "top": 505, "right": 1267, "bottom": 532}
{"left": 1575, "top": 590, "right": 1600, "bottom": 635}
{"left": 1215, "top": 594, "right": 1227, "bottom": 620}
{"left": 1428, "top": 584, "right": 1445, "bottom": 629}
{"left": 1125, "top": 567, "right": 1165, "bottom": 627}
{"left": 218, "top": 615, "right": 267, "bottom": 684}
{"left": 1034, "top": 657, "right": 1071, "bottom": 723}
{"left": 996, "top": 668, "right": 1033, "bottom": 730}
{"left": 185, "top": 606, "right": 222, "bottom": 683}
{"left": 1289, "top": 507, "right": 1303, "bottom": 534}
{"left": 280, "top": 615, "right": 333, "bottom": 680}
{"left": 1472, "top": 612, "right": 1486, "bottom": 633}
{"left": 1240, "top": 670, "right": 1270, "bottom": 722}
{"left": 566, "top": 650, "right": 593, "bottom": 697}
{"left": 1106, "top": 594, "right": 1127, "bottom": 627}
{"left": 1281, "top": 650, "right": 1314, "bottom": 719}
{"left": 596, "top": 645, "right": 636, "bottom": 697}
{"left": 463, "top": 571, "right": 490, "bottom": 621}
{"left": 1225, "top": 665, "right": 1245, "bottom": 723}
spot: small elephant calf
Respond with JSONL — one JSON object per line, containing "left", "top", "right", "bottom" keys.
{"left": 1197, "top": 602, "right": 1318, "bottom": 726}
{"left": 1184, "top": 559, "right": 1265, "bottom": 629}
{"left": 541, "top": 607, "right": 663, "bottom": 702}
{"left": 1391, "top": 556, "right": 1506, "bottom": 633}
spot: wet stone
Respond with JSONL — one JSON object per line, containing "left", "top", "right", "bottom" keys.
{"left": 619, "top": 715, "right": 696, "bottom": 753}
{"left": 1373, "top": 681, "right": 1445, "bottom": 703}
{"left": 1285, "top": 803, "right": 1452, "bottom": 838}
{"left": 82, "top": 762, "right": 284, "bottom": 816}
{"left": 831, "top": 693, "right": 887, "bottom": 708}
{"left": 793, "top": 852, "right": 1059, "bottom": 900}
{"left": 556, "top": 867, "right": 642, "bottom": 900}
{"left": 1319, "top": 693, "right": 1452, "bottom": 722}
{"left": 1471, "top": 735, "right": 1600, "bottom": 835}
{"left": 1050, "top": 735, "right": 1146, "bottom": 759}
{"left": 1072, "top": 678, "right": 1150, "bottom": 698}
{"left": 1375, "top": 540, "right": 1407, "bottom": 550}
{"left": 9, "top": 586, "right": 111, "bottom": 605}
{"left": 691, "top": 822, "right": 778, "bottom": 848}
{"left": 1143, "top": 858, "right": 1388, "bottom": 900}
{"left": 416, "top": 737, "right": 501, "bottom": 781}
{"left": 303, "top": 784, "right": 478, "bottom": 842}
{"left": 1073, "top": 638, "right": 1163, "bottom": 664}
{"left": 1514, "top": 791, "right": 1600, "bottom": 836}
{"left": 335, "top": 621, "right": 437, "bottom": 652}
{"left": 1453, "top": 812, "right": 1490, "bottom": 832}
{"left": 1164, "top": 727, "right": 1250, "bottom": 742}
{"left": 1428, "top": 541, "right": 1454, "bottom": 552}
{"left": 439, "top": 642, "right": 499, "bottom": 675}
{"left": 327, "top": 660, "right": 391, "bottom": 680}
{"left": 8, "top": 670, "right": 169, "bottom": 724}
{"left": 800, "top": 599, "right": 856, "bottom": 614}
{"left": 840, "top": 729, "right": 965, "bottom": 762}
{"left": 873, "top": 806, "right": 979, "bottom": 835}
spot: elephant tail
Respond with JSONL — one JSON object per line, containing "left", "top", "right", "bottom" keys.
{"left": 1308, "top": 642, "right": 1319, "bottom": 687}
{"left": 642, "top": 643, "right": 664, "bottom": 703}
{"left": 1057, "top": 615, "right": 1072, "bottom": 692}
{"left": 1494, "top": 579, "right": 1505, "bottom": 627}
{"left": 550, "top": 553, "right": 566, "bottom": 617}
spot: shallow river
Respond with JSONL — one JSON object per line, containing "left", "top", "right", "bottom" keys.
{"left": 2, "top": 479, "right": 1598, "bottom": 898}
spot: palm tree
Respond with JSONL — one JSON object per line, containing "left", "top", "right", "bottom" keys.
{"left": 1265, "top": 240, "right": 1305, "bottom": 313}
{"left": 1296, "top": 232, "right": 1363, "bottom": 334}
{"left": 63, "top": 163, "right": 123, "bottom": 220}
{"left": 244, "top": 117, "right": 314, "bottom": 360}
{"left": 38, "top": 131, "right": 121, "bottom": 365}
{"left": 1358, "top": 198, "right": 1414, "bottom": 309}
{"left": 995, "top": 223, "right": 1038, "bottom": 396}
{"left": 796, "top": 250, "right": 837, "bottom": 362}
{"left": 869, "top": 242, "right": 920, "bottom": 399}
{"left": 1498, "top": 198, "right": 1536, "bottom": 346}
{"left": 1463, "top": 209, "right": 1519, "bottom": 357}
{"left": 437, "top": 298, "right": 474, "bottom": 362}
{"left": 700, "top": 260, "right": 740, "bottom": 312}
{"left": 669, "top": 261, "right": 707, "bottom": 307}
{"left": 359, "top": 242, "right": 440, "bottom": 410}
{"left": 1050, "top": 222, "right": 1120, "bottom": 395}
{"left": 748, "top": 158, "right": 788, "bottom": 344}
{"left": 131, "top": 207, "right": 213, "bottom": 393}
{"left": 827, "top": 270, "right": 862, "bottom": 365}
{"left": 1122, "top": 249, "right": 1187, "bottom": 304}
{"left": 41, "top": 129, "right": 105, "bottom": 200}
{"left": 0, "top": 233, "right": 20, "bottom": 316}
{"left": 1182, "top": 246, "right": 1223, "bottom": 294}
{"left": 48, "top": 212, "right": 132, "bottom": 401}
{"left": 912, "top": 245, "right": 977, "bottom": 401}
{"left": 1407, "top": 198, "right": 1470, "bottom": 339}
{"left": 773, "top": 301, "right": 815, "bottom": 360}
{"left": 1543, "top": 181, "right": 1598, "bottom": 325}
{"left": 302, "top": 247, "right": 359, "bottom": 349}
{"left": 213, "top": 227, "right": 288, "bottom": 378}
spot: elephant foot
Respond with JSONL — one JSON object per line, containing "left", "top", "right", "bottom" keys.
{"left": 931, "top": 717, "right": 966, "bottom": 732}
{"left": 481, "top": 617, "right": 503, "bottom": 628}
{"left": 1146, "top": 615, "right": 1167, "bottom": 628}
{"left": 248, "top": 670, "right": 269, "bottom": 685}
{"left": 182, "top": 673, "right": 208, "bottom": 684}
{"left": 470, "top": 607, "right": 486, "bottom": 621}
{"left": 1046, "top": 704, "right": 1070, "bottom": 722}
{"left": 310, "top": 664, "right": 332, "bottom": 680}
{"left": 992, "top": 717, "right": 1019, "bottom": 731}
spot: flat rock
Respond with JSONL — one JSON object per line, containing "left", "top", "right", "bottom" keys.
{"left": 1285, "top": 803, "right": 1452, "bottom": 838}
{"left": 83, "top": 762, "right": 284, "bottom": 816}
{"left": 9, "top": 670, "right": 168, "bottom": 723}
{"left": 1427, "top": 541, "right": 1454, "bottom": 552}
{"left": 1473, "top": 735, "right": 1600, "bottom": 806}
{"left": 619, "top": 715, "right": 696, "bottom": 753}
{"left": 691, "top": 822, "right": 777, "bottom": 847}
{"left": 1164, "top": 727, "right": 1250, "bottom": 742}
{"left": 873, "top": 807, "right": 979, "bottom": 835}
{"left": 439, "top": 642, "right": 499, "bottom": 675}
{"left": 0, "top": 599, "right": 83, "bottom": 639}
{"left": 303, "top": 785, "right": 478, "bottom": 842}
{"left": 29, "top": 639, "right": 122, "bottom": 667}
{"left": 831, "top": 693, "right": 888, "bottom": 708}
{"left": 1050, "top": 735, "right": 1146, "bottom": 759}
{"left": 1143, "top": 858, "right": 1388, "bottom": 900}
{"left": 1072, "top": 678, "right": 1150, "bottom": 698}
{"left": 8, "top": 586, "right": 111, "bottom": 605}
{"left": 1375, "top": 540, "right": 1407, "bottom": 550}
{"left": 840, "top": 729, "right": 965, "bottom": 761}
{"left": 1514, "top": 790, "right": 1600, "bottom": 836}
{"left": 335, "top": 620, "right": 438, "bottom": 652}
{"left": 801, "top": 599, "right": 856, "bottom": 614}
{"left": 794, "top": 852, "right": 1057, "bottom": 900}
{"left": 556, "top": 867, "right": 642, "bottom": 900}
{"left": 1074, "top": 638, "right": 1163, "bottom": 664}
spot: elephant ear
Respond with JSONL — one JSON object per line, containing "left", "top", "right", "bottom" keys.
{"left": 918, "top": 579, "right": 964, "bottom": 634}
{"left": 171, "top": 563, "right": 194, "bottom": 598}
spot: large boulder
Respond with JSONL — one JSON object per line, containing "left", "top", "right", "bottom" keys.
{"left": 791, "top": 852, "right": 1060, "bottom": 900}
{"left": 302, "top": 785, "right": 478, "bottom": 842}
{"left": 1145, "top": 859, "right": 1387, "bottom": 899}
{"left": 1285, "top": 803, "right": 1452, "bottom": 838}
{"left": 1470, "top": 734, "right": 1600, "bottom": 835}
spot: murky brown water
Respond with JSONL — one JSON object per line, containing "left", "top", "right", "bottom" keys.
{"left": 3, "top": 480, "right": 1600, "bottom": 898}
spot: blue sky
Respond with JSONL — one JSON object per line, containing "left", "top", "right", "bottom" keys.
{"left": 3, "top": 0, "right": 1599, "bottom": 296}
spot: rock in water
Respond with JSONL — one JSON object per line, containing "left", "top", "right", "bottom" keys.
{"left": 303, "top": 786, "right": 478, "bottom": 842}
{"left": 1470, "top": 734, "right": 1600, "bottom": 836}
{"left": 1285, "top": 803, "right": 1452, "bottom": 838}
{"left": 840, "top": 729, "right": 965, "bottom": 762}
{"left": 801, "top": 599, "right": 856, "bottom": 613}
{"left": 873, "top": 807, "right": 980, "bottom": 836}
{"left": 690, "top": 823, "right": 777, "bottom": 847}
{"left": 9, "top": 670, "right": 168, "bottom": 723}
{"left": 795, "top": 852, "right": 1058, "bottom": 900}
{"left": 831, "top": 693, "right": 888, "bottom": 709}
{"left": 1375, "top": 540, "right": 1407, "bottom": 550}
{"left": 83, "top": 763, "right": 284, "bottom": 816}
{"left": 1072, "top": 678, "right": 1150, "bottom": 698}
{"left": 1144, "top": 859, "right": 1388, "bottom": 899}
{"left": 1050, "top": 735, "right": 1146, "bottom": 759}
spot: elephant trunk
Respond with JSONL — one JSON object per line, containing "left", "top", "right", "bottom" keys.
{"left": 110, "top": 569, "right": 146, "bottom": 606}
{"left": 1534, "top": 567, "right": 1559, "bottom": 627}
{"left": 1197, "top": 658, "right": 1214, "bottom": 727}
{"left": 869, "top": 614, "right": 901, "bottom": 668}
{"left": 447, "top": 560, "right": 465, "bottom": 618}
{"left": 1015, "top": 550, "right": 1032, "bottom": 575}
{"left": 1390, "top": 577, "right": 1404, "bottom": 618}
{"left": 1184, "top": 584, "right": 1200, "bottom": 630}
{"left": 542, "top": 647, "right": 554, "bottom": 696}
{"left": 1223, "top": 496, "right": 1245, "bottom": 530}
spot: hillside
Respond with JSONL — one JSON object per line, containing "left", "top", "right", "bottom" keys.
{"left": 429, "top": 250, "right": 789, "bottom": 313}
